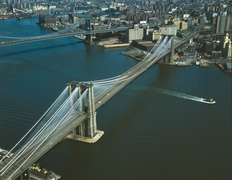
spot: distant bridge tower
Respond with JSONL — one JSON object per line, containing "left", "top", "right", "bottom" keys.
{"left": 85, "top": 19, "right": 94, "bottom": 45}
{"left": 67, "top": 82, "right": 104, "bottom": 143}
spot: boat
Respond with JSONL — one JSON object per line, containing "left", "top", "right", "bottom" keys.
{"left": 175, "top": 61, "right": 187, "bottom": 67}
{"left": 202, "top": 98, "right": 216, "bottom": 104}
{"left": 30, "top": 164, "right": 61, "bottom": 180}
{"left": 196, "top": 61, "right": 200, "bottom": 66}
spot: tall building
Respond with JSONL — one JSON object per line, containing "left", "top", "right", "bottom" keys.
{"left": 27, "top": 3, "right": 31, "bottom": 9}
{"left": 202, "top": 41, "right": 214, "bottom": 53}
{"left": 228, "top": 42, "right": 232, "bottom": 58}
{"left": 211, "top": 51, "right": 222, "bottom": 59}
{"left": 159, "top": 24, "right": 177, "bottom": 36}
{"left": 199, "top": 18, "right": 205, "bottom": 27}
{"left": 216, "top": 15, "right": 231, "bottom": 34}
{"left": 143, "top": 27, "right": 154, "bottom": 40}
{"left": 219, "top": 15, "right": 226, "bottom": 34}
{"left": 148, "top": 30, "right": 161, "bottom": 41}
{"left": 126, "top": 24, "right": 144, "bottom": 43}
{"left": 69, "top": 14, "right": 79, "bottom": 24}
{"left": 211, "top": 16, "right": 217, "bottom": 25}
{"left": 225, "top": 16, "right": 232, "bottom": 32}
{"left": 187, "top": 18, "right": 193, "bottom": 27}
{"left": 180, "top": 21, "right": 188, "bottom": 30}
{"left": 47, "top": 5, "right": 51, "bottom": 15}
{"left": 220, "top": 33, "right": 232, "bottom": 57}
{"left": 173, "top": 17, "right": 180, "bottom": 29}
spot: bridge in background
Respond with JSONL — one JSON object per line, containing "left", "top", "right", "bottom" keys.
{"left": 0, "top": 30, "right": 198, "bottom": 180}
{"left": 0, "top": 26, "right": 128, "bottom": 47}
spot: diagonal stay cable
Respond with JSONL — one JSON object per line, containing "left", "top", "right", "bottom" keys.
{"left": 0, "top": 86, "right": 68, "bottom": 164}
{"left": 6, "top": 90, "right": 88, "bottom": 180}
{"left": 0, "top": 87, "right": 78, "bottom": 174}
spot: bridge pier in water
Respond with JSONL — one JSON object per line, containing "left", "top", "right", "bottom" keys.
{"left": 84, "top": 19, "right": 94, "bottom": 45}
{"left": 67, "top": 82, "right": 104, "bottom": 143}
{"left": 85, "top": 34, "right": 94, "bottom": 45}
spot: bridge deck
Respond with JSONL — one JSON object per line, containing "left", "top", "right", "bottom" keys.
{"left": 0, "top": 27, "right": 128, "bottom": 47}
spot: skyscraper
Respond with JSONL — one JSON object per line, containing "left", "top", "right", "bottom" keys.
{"left": 219, "top": 15, "right": 226, "bottom": 34}
{"left": 220, "top": 33, "right": 232, "bottom": 57}
{"left": 225, "top": 16, "right": 232, "bottom": 32}
{"left": 216, "top": 15, "right": 232, "bottom": 34}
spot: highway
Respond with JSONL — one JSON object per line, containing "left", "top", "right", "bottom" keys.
{"left": 0, "top": 31, "right": 197, "bottom": 180}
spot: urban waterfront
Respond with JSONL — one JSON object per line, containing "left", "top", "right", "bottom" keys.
{"left": 0, "top": 18, "right": 231, "bottom": 179}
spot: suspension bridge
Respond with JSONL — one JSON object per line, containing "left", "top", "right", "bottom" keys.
{"left": 0, "top": 27, "right": 128, "bottom": 47}
{"left": 0, "top": 30, "right": 198, "bottom": 180}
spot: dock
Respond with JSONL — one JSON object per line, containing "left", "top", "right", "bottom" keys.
{"left": 103, "top": 43, "right": 130, "bottom": 48}
{"left": 215, "top": 63, "right": 232, "bottom": 74}
{"left": 74, "top": 35, "right": 85, "bottom": 41}
{"left": 199, "top": 59, "right": 210, "bottom": 68}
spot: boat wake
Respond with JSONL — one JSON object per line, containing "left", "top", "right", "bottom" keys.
{"left": 150, "top": 88, "right": 214, "bottom": 104}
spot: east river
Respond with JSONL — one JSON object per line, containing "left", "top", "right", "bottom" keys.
{"left": 0, "top": 18, "right": 231, "bottom": 180}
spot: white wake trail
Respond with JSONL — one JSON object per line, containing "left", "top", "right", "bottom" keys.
{"left": 151, "top": 88, "right": 206, "bottom": 103}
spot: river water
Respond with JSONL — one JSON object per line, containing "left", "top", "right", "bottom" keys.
{"left": 0, "top": 18, "right": 231, "bottom": 180}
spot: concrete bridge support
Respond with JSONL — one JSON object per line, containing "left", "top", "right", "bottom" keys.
{"left": 164, "top": 54, "right": 169, "bottom": 63}
{"left": 85, "top": 34, "right": 94, "bottom": 45}
{"left": 160, "top": 35, "right": 174, "bottom": 64}
{"left": 84, "top": 19, "right": 94, "bottom": 45}
{"left": 169, "top": 36, "right": 174, "bottom": 64}
{"left": 67, "top": 82, "right": 104, "bottom": 143}
{"left": 86, "top": 84, "right": 97, "bottom": 138}
{"left": 160, "top": 36, "right": 168, "bottom": 63}
{"left": 68, "top": 83, "right": 85, "bottom": 136}
{"left": 73, "top": 83, "right": 97, "bottom": 138}
{"left": 75, "top": 83, "right": 86, "bottom": 137}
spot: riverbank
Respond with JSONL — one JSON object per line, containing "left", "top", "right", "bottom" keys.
{"left": 104, "top": 43, "right": 130, "bottom": 48}
{"left": 121, "top": 48, "right": 232, "bottom": 74}
{"left": 215, "top": 62, "right": 232, "bottom": 74}
{"left": 121, "top": 48, "right": 147, "bottom": 61}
